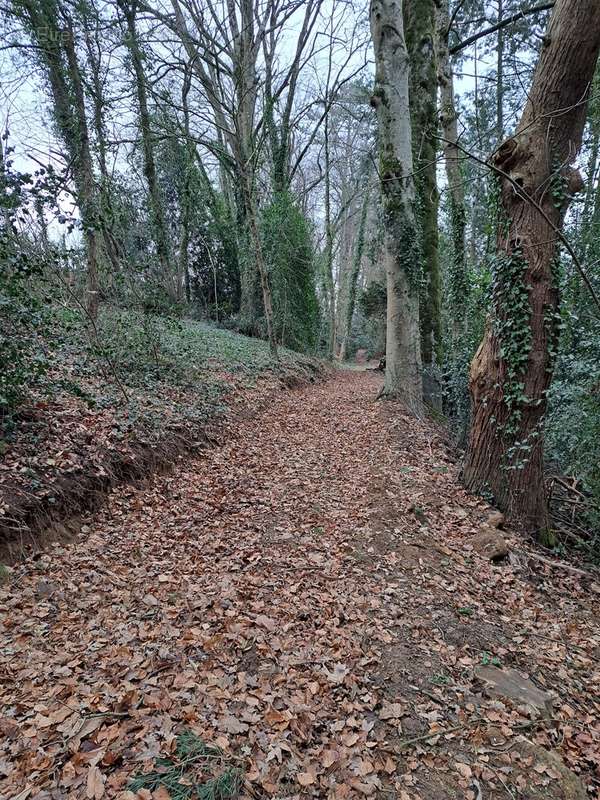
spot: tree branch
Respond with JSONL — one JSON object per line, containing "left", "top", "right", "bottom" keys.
{"left": 450, "top": 2, "right": 554, "bottom": 55}
{"left": 435, "top": 135, "right": 600, "bottom": 317}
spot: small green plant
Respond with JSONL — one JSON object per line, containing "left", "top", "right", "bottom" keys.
{"left": 457, "top": 607, "right": 473, "bottom": 617}
{"left": 480, "top": 651, "right": 501, "bottom": 667}
{"left": 128, "top": 730, "right": 243, "bottom": 800}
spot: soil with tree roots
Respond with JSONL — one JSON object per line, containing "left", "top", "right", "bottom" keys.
{"left": 1, "top": 370, "right": 599, "bottom": 799}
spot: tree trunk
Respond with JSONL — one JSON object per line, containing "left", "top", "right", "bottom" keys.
{"left": 405, "top": 0, "right": 442, "bottom": 366}
{"left": 180, "top": 68, "right": 193, "bottom": 305}
{"left": 82, "top": 11, "right": 124, "bottom": 281}
{"left": 323, "top": 108, "right": 336, "bottom": 359}
{"left": 462, "top": 0, "right": 600, "bottom": 536}
{"left": 21, "top": 0, "right": 102, "bottom": 320}
{"left": 61, "top": 20, "right": 101, "bottom": 321}
{"left": 119, "top": 0, "right": 172, "bottom": 286}
{"left": 496, "top": 0, "right": 504, "bottom": 141}
{"left": 339, "top": 186, "right": 370, "bottom": 361}
{"left": 244, "top": 187, "right": 278, "bottom": 358}
{"left": 435, "top": 0, "right": 468, "bottom": 338}
{"left": 370, "top": 0, "right": 423, "bottom": 413}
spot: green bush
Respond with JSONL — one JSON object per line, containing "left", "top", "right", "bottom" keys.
{"left": 0, "top": 158, "right": 51, "bottom": 416}
{"left": 261, "top": 191, "right": 319, "bottom": 352}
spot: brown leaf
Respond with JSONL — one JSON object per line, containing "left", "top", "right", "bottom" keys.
{"left": 379, "top": 701, "right": 404, "bottom": 721}
{"left": 454, "top": 762, "right": 472, "bottom": 779}
{"left": 297, "top": 770, "right": 317, "bottom": 786}
{"left": 217, "top": 715, "right": 249, "bottom": 735}
{"left": 86, "top": 765, "right": 105, "bottom": 799}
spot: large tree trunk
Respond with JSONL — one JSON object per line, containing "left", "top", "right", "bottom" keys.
{"left": 405, "top": 0, "right": 442, "bottom": 366}
{"left": 435, "top": 0, "right": 468, "bottom": 338}
{"left": 463, "top": 0, "right": 600, "bottom": 537}
{"left": 370, "top": 0, "right": 423, "bottom": 413}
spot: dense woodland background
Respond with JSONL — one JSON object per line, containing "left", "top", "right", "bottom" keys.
{"left": 1, "top": 0, "right": 600, "bottom": 552}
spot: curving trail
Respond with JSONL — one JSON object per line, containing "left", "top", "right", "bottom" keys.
{"left": 1, "top": 370, "right": 599, "bottom": 799}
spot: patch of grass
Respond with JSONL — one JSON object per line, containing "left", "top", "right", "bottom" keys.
{"left": 128, "top": 730, "right": 243, "bottom": 800}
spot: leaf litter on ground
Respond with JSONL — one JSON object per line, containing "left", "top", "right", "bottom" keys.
{"left": 1, "top": 370, "right": 599, "bottom": 799}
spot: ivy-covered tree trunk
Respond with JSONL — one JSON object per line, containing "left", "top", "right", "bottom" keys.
{"left": 462, "top": 0, "right": 600, "bottom": 536}
{"left": 82, "top": 12, "right": 124, "bottom": 281}
{"left": 405, "top": 0, "right": 442, "bottom": 365}
{"left": 119, "top": 0, "right": 172, "bottom": 289}
{"left": 18, "top": 0, "right": 102, "bottom": 320}
{"left": 61, "top": 21, "right": 102, "bottom": 320}
{"left": 435, "top": 0, "right": 467, "bottom": 337}
{"left": 180, "top": 69, "right": 193, "bottom": 304}
{"left": 370, "top": 0, "right": 423, "bottom": 413}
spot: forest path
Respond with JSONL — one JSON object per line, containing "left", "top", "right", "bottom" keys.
{"left": 1, "top": 370, "right": 599, "bottom": 799}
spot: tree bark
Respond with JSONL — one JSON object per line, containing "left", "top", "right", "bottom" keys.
{"left": 462, "top": 0, "right": 600, "bottom": 537}
{"left": 61, "top": 20, "right": 101, "bottom": 321}
{"left": 370, "top": 0, "right": 423, "bottom": 414}
{"left": 435, "top": 0, "right": 467, "bottom": 337}
{"left": 82, "top": 8, "right": 124, "bottom": 281}
{"left": 243, "top": 181, "right": 278, "bottom": 358}
{"left": 180, "top": 68, "right": 193, "bottom": 305}
{"left": 405, "top": 0, "right": 442, "bottom": 366}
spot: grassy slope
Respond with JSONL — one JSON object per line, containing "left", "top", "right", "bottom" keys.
{"left": 0, "top": 307, "right": 323, "bottom": 558}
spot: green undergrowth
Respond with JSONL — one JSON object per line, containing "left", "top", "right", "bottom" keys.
{"left": 5, "top": 305, "right": 321, "bottom": 436}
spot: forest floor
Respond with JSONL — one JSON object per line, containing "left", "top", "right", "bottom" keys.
{"left": 1, "top": 370, "right": 600, "bottom": 800}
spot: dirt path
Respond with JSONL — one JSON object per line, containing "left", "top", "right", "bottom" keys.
{"left": 1, "top": 371, "right": 599, "bottom": 799}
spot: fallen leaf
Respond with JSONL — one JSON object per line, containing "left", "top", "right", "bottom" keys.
{"left": 86, "top": 765, "right": 105, "bottom": 799}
